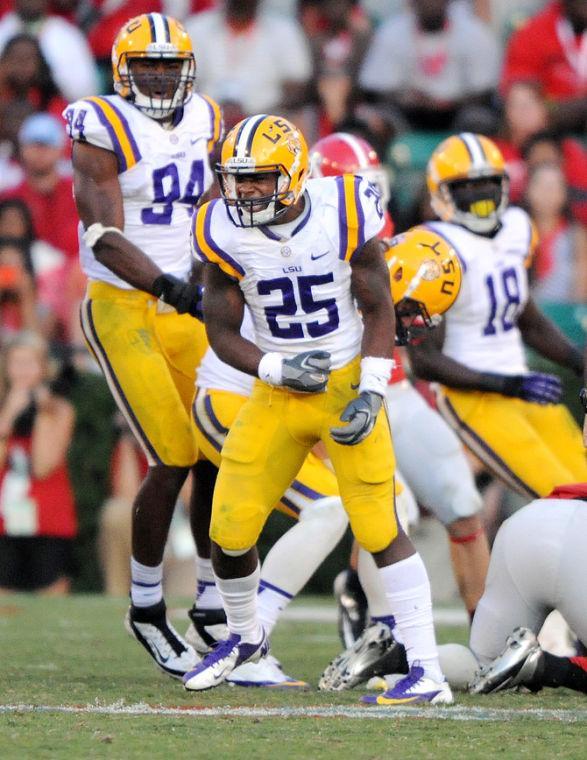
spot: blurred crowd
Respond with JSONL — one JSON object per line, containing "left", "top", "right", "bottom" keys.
{"left": 0, "top": 0, "right": 586, "bottom": 595}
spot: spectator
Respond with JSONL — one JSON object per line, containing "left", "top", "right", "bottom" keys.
{"left": 185, "top": 0, "right": 312, "bottom": 115}
{"left": 0, "top": 198, "right": 68, "bottom": 340}
{"left": 0, "top": 33, "right": 66, "bottom": 119}
{"left": 525, "top": 162, "right": 587, "bottom": 303}
{"left": 493, "top": 81, "right": 549, "bottom": 203}
{"left": 0, "top": 97, "right": 33, "bottom": 193}
{"left": 522, "top": 130, "right": 587, "bottom": 227}
{"left": 0, "top": 0, "right": 98, "bottom": 101}
{"left": 0, "top": 238, "right": 39, "bottom": 339}
{"left": 2, "top": 113, "right": 78, "bottom": 264}
{"left": 359, "top": 0, "right": 501, "bottom": 132}
{"left": 0, "top": 331, "right": 76, "bottom": 595}
{"left": 299, "top": 0, "right": 372, "bottom": 137}
{"left": 501, "top": 0, "right": 587, "bottom": 132}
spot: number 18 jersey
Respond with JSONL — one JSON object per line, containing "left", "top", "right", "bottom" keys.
{"left": 192, "top": 175, "right": 384, "bottom": 368}
{"left": 64, "top": 93, "right": 222, "bottom": 289}
{"left": 427, "top": 207, "right": 536, "bottom": 375}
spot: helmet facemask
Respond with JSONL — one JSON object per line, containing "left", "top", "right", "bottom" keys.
{"left": 118, "top": 51, "right": 195, "bottom": 120}
{"left": 439, "top": 174, "right": 509, "bottom": 235}
{"left": 394, "top": 298, "right": 440, "bottom": 346}
{"left": 217, "top": 163, "right": 296, "bottom": 227}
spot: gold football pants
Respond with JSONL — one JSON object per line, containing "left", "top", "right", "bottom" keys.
{"left": 209, "top": 357, "right": 397, "bottom": 553}
{"left": 81, "top": 280, "right": 208, "bottom": 466}
{"left": 436, "top": 387, "right": 587, "bottom": 498}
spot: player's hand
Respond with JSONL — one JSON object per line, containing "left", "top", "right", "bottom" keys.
{"left": 282, "top": 351, "right": 331, "bottom": 393}
{"left": 330, "top": 391, "right": 382, "bottom": 446}
{"left": 152, "top": 274, "right": 203, "bottom": 320}
{"left": 499, "top": 372, "right": 562, "bottom": 404}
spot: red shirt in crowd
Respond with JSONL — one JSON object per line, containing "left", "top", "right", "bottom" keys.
{"left": 1, "top": 175, "right": 79, "bottom": 261}
{"left": 0, "top": 432, "right": 77, "bottom": 538}
{"left": 502, "top": 1, "right": 587, "bottom": 100}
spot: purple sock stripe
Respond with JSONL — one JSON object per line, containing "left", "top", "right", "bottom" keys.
{"left": 132, "top": 580, "right": 161, "bottom": 588}
{"left": 440, "top": 394, "right": 537, "bottom": 498}
{"left": 259, "top": 579, "right": 294, "bottom": 600}
{"left": 82, "top": 299, "right": 162, "bottom": 464}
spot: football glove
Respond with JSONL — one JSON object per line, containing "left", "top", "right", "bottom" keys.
{"left": 152, "top": 274, "right": 203, "bottom": 320}
{"left": 281, "top": 350, "right": 331, "bottom": 393}
{"left": 482, "top": 371, "right": 562, "bottom": 405}
{"left": 330, "top": 391, "right": 382, "bottom": 446}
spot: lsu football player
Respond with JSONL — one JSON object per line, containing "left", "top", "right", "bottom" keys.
{"left": 66, "top": 14, "right": 223, "bottom": 679}
{"left": 183, "top": 113, "right": 452, "bottom": 706}
{"left": 311, "top": 133, "right": 489, "bottom": 631}
{"left": 408, "top": 133, "right": 587, "bottom": 498}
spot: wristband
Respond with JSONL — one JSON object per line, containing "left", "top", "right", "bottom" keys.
{"left": 83, "top": 223, "right": 125, "bottom": 248}
{"left": 358, "top": 356, "right": 395, "bottom": 396}
{"left": 258, "top": 352, "right": 284, "bottom": 386}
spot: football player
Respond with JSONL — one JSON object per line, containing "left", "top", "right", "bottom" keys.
{"left": 183, "top": 113, "right": 453, "bottom": 705}
{"left": 66, "top": 14, "right": 223, "bottom": 679}
{"left": 311, "top": 133, "right": 489, "bottom": 630}
{"left": 408, "top": 133, "right": 587, "bottom": 498}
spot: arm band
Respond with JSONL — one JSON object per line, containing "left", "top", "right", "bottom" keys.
{"left": 258, "top": 352, "right": 284, "bottom": 386}
{"left": 358, "top": 356, "right": 395, "bottom": 396}
{"left": 83, "top": 223, "right": 125, "bottom": 249}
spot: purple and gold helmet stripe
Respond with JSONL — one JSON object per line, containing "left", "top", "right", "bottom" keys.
{"left": 459, "top": 132, "right": 487, "bottom": 171}
{"left": 84, "top": 97, "right": 141, "bottom": 173}
{"left": 193, "top": 200, "right": 245, "bottom": 280}
{"left": 234, "top": 114, "right": 268, "bottom": 158}
{"left": 147, "top": 13, "right": 170, "bottom": 44}
{"left": 201, "top": 94, "right": 223, "bottom": 154}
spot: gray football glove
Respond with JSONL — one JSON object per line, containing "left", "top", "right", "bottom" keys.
{"left": 281, "top": 350, "right": 331, "bottom": 393}
{"left": 330, "top": 391, "right": 382, "bottom": 446}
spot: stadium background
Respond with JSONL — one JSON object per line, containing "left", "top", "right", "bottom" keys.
{"left": 0, "top": 0, "right": 585, "bottom": 596}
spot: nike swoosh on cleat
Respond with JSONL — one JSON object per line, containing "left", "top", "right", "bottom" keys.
{"left": 311, "top": 251, "right": 329, "bottom": 260}
{"left": 350, "top": 382, "right": 360, "bottom": 390}
{"left": 149, "top": 640, "right": 170, "bottom": 664}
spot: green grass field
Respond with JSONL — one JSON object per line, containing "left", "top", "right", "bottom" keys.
{"left": 1, "top": 595, "right": 586, "bottom": 759}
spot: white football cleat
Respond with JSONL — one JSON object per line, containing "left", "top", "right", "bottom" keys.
{"left": 185, "top": 605, "right": 228, "bottom": 655}
{"left": 125, "top": 601, "right": 199, "bottom": 680}
{"left": 361, "top": 664, "right": 453, "bottom": 705}
{"left": 227, "top": 654, "right": 309, "bottom": 689}
{"left": 319, "top": 621, "right": 407, "bottom": 691}
{"left": 469, "top": 627, "right": 544, "bottom": 694}
{"left": 183, "top": 632, "right": 268, "bottom": 691}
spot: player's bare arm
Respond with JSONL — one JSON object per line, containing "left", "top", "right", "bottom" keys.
{"left": 350, "top": 237, "right": 395, "bottom": 360}
{"left": 73, "top": 141, "right": 163, "bottom": 292}
{"left": 517, "top": 297, "right": 584, "bottom": 376}
{"left": 202, "top": 263, "right": 263, "bottom": 376}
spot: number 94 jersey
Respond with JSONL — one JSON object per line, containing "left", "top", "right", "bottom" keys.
{"left": 64, "top": 92, "right": 222, "bottom": 289}
{"left": 426, "top": 207, "right": 537, "bottom": 374}
{"left": 192, "top": 175, "right": 385, "bottom": 368}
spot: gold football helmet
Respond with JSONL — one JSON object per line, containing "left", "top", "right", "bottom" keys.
{"left": 112, "top": 13, "right": 195, "bottom": 120}
{"left": 427, "top": 133, "right": 509, "bottom": 234}
{"left": 217, "top": 114, "right": 309, "bottom": 227}
{"left": 386, "top": 225, "right": 462, "bottom": 344}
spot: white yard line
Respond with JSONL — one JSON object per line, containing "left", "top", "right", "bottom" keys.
{"left": 1, "top": 703, "right": 586, "bottom": 723}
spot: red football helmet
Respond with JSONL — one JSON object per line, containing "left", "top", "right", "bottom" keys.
{"left": 309, "top": 132, "right": 390, "bottom": 205}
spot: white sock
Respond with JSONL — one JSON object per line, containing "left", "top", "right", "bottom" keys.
{"left": 215, "top": 564, "right": 263, "bottom": 644}
{"left": 358, "top": 547, "right": 390, "bottom": 619}
{"left": 195, "top": 555, "right": 223, "bottom": 609}
{"left": 257, "top": 580, "right": 293, "bottom": 635}
{"left": 259, "top": 497, "right": 348, "bottom": 634}
{"left": 378, "top": 553, "right": 443, "bottom": 682}
{"left": 130, "top": 557, "right": 163, "bottom": 608}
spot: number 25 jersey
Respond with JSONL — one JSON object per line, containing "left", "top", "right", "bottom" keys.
{"left": 192, "top": 175, "right": 385, "bottom": 368}
{"left": 64, "top": 92, "right": 222, "bottom": 289}
{"left": 427, "top": 206, "right": 537, "bottom": 375}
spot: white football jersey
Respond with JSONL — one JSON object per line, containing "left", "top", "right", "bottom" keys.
{"left": 192, "top": 175, "right": 385, "bottom": 368}
{"left": 197, "top": 308, "right": 256, "bottom": 397}
{"left": 64, "top": 93, "right": 222, "bottom": 289}
{"left": 427, "top": 207, "right": 534, "bottom": 374}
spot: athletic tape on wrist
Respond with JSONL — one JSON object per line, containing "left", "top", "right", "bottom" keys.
{"left": 258, "top": 352, "right": 284, "bottom": 386}
{"left": 358, "top": 356, "right": 395, "bottom": 396}
{"left": 83, "top": 223, "right": 125, "bottom": 249}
